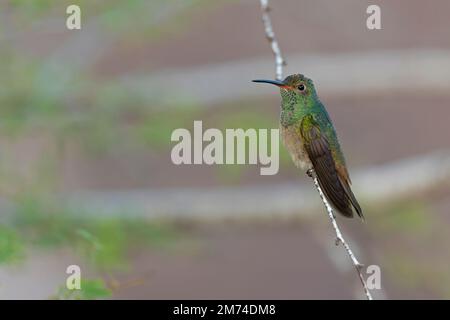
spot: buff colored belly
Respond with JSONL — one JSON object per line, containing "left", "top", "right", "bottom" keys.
{"left": 280, "top": 124, "right": 312, "bottom": 171}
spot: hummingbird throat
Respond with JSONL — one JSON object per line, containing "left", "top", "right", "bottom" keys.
{"left": 280, "top": 89, "right": 306, "bottom": 127}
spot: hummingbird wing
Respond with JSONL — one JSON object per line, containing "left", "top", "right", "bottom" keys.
{"left": 300, "top": 115, "right": 363, "bottom": 219}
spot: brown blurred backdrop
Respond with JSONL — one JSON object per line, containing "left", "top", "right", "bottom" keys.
{"left": 0, "top": 0, "right": 450, "bottom": 299}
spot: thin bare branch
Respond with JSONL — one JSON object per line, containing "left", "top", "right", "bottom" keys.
{"left": 308, "top": 170, "right": 373, "bottom": 300}
{"left": 257, "top": 0, "right": 373, "bottom": 300}
{"left": 258, "top": 0, "right": 286, "bottom": 81}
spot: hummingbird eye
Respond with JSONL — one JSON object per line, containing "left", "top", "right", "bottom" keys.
{"left": 298, "top": 84, "right": 305, "bottom": 91}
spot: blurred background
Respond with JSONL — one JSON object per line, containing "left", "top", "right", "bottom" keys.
{"left": 1, "top": 0, "right": 450, "bottom": 299}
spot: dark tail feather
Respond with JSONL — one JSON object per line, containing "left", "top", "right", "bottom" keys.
{"left": 339, "top": 177, "right": 364, "bottom": 221}
{"left": 316, "top": 176, "right": 354, "bottom": 218}
{"left": 314, "top": 165, "right": 363, "bottom": 220}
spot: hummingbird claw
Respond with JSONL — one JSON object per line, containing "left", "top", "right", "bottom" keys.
{"left": 306, "top": 169, "right": 314, "bottom": 178}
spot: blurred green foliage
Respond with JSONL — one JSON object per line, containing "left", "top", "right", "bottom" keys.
{"left": 367, "top": 199, "right": 450, "bottom": 298}
{"left": 384, "top": 251, "right": 450, "bottom": 299}
{"left": 0, "top": 1, "right": 281, "bottom": 298}
{"left": 0, "top": 225, "right": 24, "bottom": 264}
{"left": 11, "top": 195, "right": 180, "bottom": 271}
{"left": 8, "top": 0, "right": 213, "bottom": 38}
{"left": 371, "top": 200, "right": 432, "bottom": 234}
{"left": 0, "top": 55, "right": 59, "bottom": 136}
{"left": 0, "top": 194, "right": 182, "bottom": 299}
{"left": 53, "top": 278, "right": 112, "bottom": 300}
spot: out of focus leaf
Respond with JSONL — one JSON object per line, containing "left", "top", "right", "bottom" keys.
{"left": 0, "top": 225, "right": 24, "bottom": 264}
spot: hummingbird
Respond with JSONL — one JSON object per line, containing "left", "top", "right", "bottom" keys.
{"left": 253, "top": 74, "right": 363, "bottom": 219}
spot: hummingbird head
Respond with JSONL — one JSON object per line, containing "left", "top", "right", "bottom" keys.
{"left": 252, "top": 74, "right": 318, "bottom": 126}
{"left": 252, "top": 74, "right": 317, "bottom": 100}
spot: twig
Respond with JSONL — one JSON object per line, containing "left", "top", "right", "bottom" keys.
{"left": 257, "top": 0, "right": 373, "bottom": 300}
{"left": 307, "top": 170, "right": 373, "bottom": 300}
{"left": 258, "top": 0, "right": 286, "bottom": 81}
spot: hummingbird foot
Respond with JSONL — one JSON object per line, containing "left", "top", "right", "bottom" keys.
{"left": 306, "top": 168, "right": 314, "bottom": 178}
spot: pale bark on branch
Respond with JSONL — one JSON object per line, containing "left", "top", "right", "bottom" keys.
{"left": 258, "top": 0, "right": 286, "bottom": 81}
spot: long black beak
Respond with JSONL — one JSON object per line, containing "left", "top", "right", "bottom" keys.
{"left": 252, "top": 79, "right": 286, "bottom": 87}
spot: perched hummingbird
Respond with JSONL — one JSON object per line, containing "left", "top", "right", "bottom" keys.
{"left": 253, "top": 74, "right": 363, "bottom": 219}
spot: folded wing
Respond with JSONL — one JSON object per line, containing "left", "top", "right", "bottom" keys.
{"left": 300, "top": 115, "right": 363, "bottom": 219}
